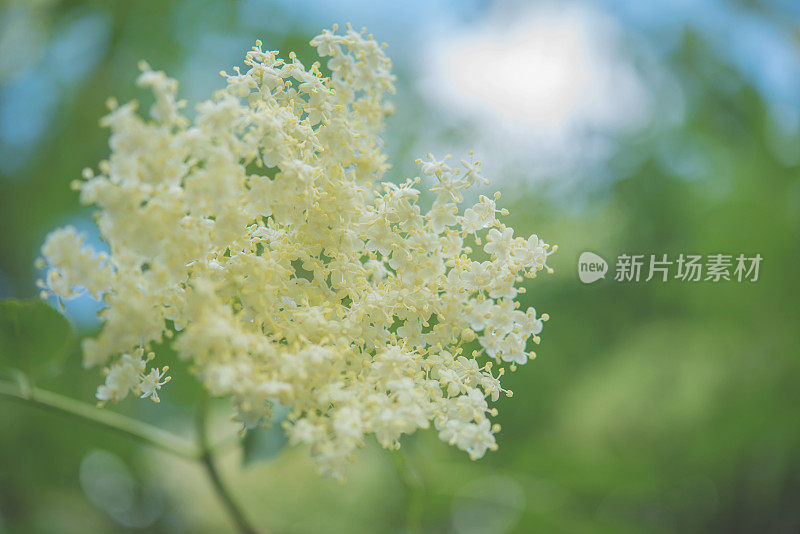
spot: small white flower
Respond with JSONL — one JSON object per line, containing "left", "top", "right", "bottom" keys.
{"left": 428, "top": 202, "right": 458, "bottom": 233}
{"left": 96, "top": 352, "right": 146, "bottom": 403}
{"left": 138, "top": 367, "right": 171, "bottom": 403}
{"left": 484, "top": 227, "right": 515, "bottom": 261}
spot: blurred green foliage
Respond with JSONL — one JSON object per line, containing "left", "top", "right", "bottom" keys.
{"left": 0, "top": 299, "right": 73, "bottom": 380}
{"left": 1, "top": 1, "right": 799, "bottom": 533}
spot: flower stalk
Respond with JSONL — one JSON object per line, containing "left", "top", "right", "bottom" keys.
{"left": 0, "top": 379, "right": 197, "bottom": 460}
{"left": 195, "top": 394, "right": 262, "bottom": 534}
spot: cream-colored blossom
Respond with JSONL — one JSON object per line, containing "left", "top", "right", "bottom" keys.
{"left": 39, "top": 25, "right": 557, "bottom": 477}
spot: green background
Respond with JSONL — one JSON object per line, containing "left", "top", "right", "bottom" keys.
{"left": 1, "top": 0, "right": 799, "bottom": 532}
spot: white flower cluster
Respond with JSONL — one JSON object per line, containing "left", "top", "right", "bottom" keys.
{"left": 39, "top": 26, "right": 556, "bottom": 477}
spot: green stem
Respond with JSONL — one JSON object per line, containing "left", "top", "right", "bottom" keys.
{"left": 0, "top": 380, "right": 198, "bottom": 460}
{"left": 392, "top": 448, "right": 424, "bottom": 532}
{"left": 195, "top": 395, "right": 262, "bottom": 534}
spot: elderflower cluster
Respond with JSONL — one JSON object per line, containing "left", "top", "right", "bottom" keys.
{"left": 38, "top": 26, "right": 556, "bottom": 477}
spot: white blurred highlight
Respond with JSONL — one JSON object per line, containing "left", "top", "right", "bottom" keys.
{"left": 420, "top": 4, "right": 651, "bottom": 164}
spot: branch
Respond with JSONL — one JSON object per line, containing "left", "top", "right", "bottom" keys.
{"left": 0, "top": 380, "right": 199, "bottom": 461}
{"left": 195, "top": 395, "right": 263, "bottom": 534}
{"left": 392, "top": 448, "right": 424, "bottom": 532}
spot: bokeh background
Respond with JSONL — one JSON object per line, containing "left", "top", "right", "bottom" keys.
{"left": 1, "top": 0, "right": 800, "bottom": 532}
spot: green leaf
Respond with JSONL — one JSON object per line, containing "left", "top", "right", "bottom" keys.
{"left": 0, "top": 299, "right": 73, "bottom": 378}
{"left": 241, "top": 408, "right": 289, "bottom": 467}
